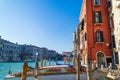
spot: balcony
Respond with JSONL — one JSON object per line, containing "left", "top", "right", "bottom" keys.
{"left": 80, "top": 43, "right": 85, "bottom": 50}
{"left": 108, "top": 4, "right": 114, "bottom": 18}
{"left": 108, "top": 7, "right": 113, "bottom": 18}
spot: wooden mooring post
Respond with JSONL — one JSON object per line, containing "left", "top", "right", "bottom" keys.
{"left": 21, "top": 62, "right": 28, "bottom": 80}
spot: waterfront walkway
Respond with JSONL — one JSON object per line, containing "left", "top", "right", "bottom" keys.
{"left": 37, "top": 72, "right": 107, "bottom": 80}
{"left": 5, "top": 69, "right": 112, "bottom": 80}
{"left": 32, "top": 70, "right": 108, "bottom": 80}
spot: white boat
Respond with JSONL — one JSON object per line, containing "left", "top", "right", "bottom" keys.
{"left": 5, "top": 76, "right": 34, "bottom": 80}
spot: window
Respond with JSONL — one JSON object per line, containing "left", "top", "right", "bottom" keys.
{"left": 80, "top": 19, "right": 85, "bottom": 31}
{"left": 118, "top": 42, "right": 120, "bottom": 50}
{"left": 94, "top": 11, "right": 102, "bottom": 23}
{"left": 82, "top": 35, "right": 85, "bottom": 44}
{"left": 108, "top": 1, "right": 112, "bottom": 8}
{"left": 94, "top": 0, "right": 100, "bottom": 5}
{"left": 82, "top": 33, "right": 87, "bottom": 44}
{"left": 115, "top": 52, "right": 119, "bottom": 64}
{"left": 112, "top": 35, "right": 116, "bottom": 48}
{"left": 96, "top": 31, "right": 104, "bottom": 42}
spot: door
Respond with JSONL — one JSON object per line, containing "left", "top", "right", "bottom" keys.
{"left": 97, "top": 52, "right": 105, "bottom": 67}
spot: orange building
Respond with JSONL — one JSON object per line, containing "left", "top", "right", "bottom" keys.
{"left": 75, "top": 0, "right": 112, "bottom": 68}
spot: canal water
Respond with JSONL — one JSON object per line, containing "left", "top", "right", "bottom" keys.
{"left": 0, "top": 61, "right": 111, "bottom": 80}
{"left": 0, "top": 61, "right": 66, "bottom": 80}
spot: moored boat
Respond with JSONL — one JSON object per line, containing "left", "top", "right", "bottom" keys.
{"left": 39, "top": 64, "right": 76, "bottom": 75}
{"left": 4, "top": 64, "right": 76, "bottom": 80}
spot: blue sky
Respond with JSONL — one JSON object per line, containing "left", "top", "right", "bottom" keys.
{"left": 0, "top": 0, "right": 82, "bottom": 53}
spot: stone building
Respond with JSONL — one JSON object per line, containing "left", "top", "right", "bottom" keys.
{"left": 108, "top": 0, "right": 120, "bottom": 65}
{"left": 20, "top": 44, "right": 41, "bottom": 61}
{"left": 0, "top": 36, "right": 59, "bottom": 62}
{"left": 62, "top": 52, "right": 72, "bottom": 58}
{"left": 0, "top": 36, "right": 21, "bottom": 62}
{"left": 48, "top": 50, "right": 58, "bottom": 59}
{"left": 20, "top": 45, "right": 57, "bottom": 61}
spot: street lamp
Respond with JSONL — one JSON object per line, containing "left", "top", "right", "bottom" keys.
{"left": 34, "top": 52, "right": 39, "bottom": 79}
{"left": 35, "top": 52, "right": 38, "bottom": 69}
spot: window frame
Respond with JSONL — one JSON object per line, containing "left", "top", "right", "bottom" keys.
{"left": 80, "top": 19, "right": 85, "bottom": 31}
{"left": 94, "top": 11, "right": 102, "bottom": 24}
{"left": 96, "top": 30, "right": 104, "bottom": 42}
{"left": 94, "top": 0, "right": 100, "bottom": 6}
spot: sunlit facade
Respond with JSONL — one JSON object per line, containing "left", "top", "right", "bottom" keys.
{"left": 73, "top": 0, "right": 112, "bottom": 68}
{"left": 108, "top": 0, "right": 120, "bottom": 65}
{"left": 0, "top": 36, "right": 58, "bottom": 62}
{"left": 0, "top": 36, "right": 21, "bottom": 62}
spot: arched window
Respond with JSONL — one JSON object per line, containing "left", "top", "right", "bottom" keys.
{"left": 96, "top": 30, "right": 104, "bottom": 42}
{"left": 80, "top": 19, "right": 85, "bottom": 31}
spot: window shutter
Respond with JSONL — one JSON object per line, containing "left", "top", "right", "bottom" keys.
{"left": 96, "top": 32, "right": 99, "bottom": 42}
{"left": 94, "top": 12, "right": 96, "bottom": 23}
{"left": 112, "top": 36, "right": 116, "bottom": 48}
{"left": 100, "top": 31, "right": 104, "bottom": 42}
{"left": 99, "top": 12, "right": 102, "bottom": 23}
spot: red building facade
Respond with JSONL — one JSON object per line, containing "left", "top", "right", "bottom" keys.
{"left": 77, "top": 0, "right": 112, "bottom": 67}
